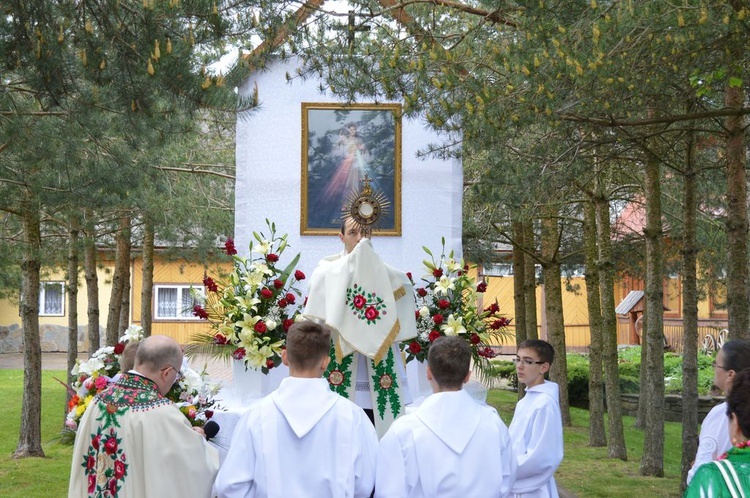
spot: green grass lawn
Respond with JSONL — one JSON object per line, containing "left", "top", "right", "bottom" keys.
{"left": 1, "top": 371, "right": 684, "bottom": 497}
{"left": 488, "top": 389, "right": 683, "bottom": 497}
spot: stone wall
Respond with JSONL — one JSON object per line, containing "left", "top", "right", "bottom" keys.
{"left": 0, "top": 324, "right": 104, "bottom": 354}
{"left": 620, "top": 393, "right": 724, "bottom": 423}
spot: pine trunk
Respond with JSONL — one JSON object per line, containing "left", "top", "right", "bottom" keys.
{"left": 584, "top": 200, "right": 606, "bottom": 446}
{"left": 680, "top": 121, "right": 699, "bottom": 491}
{"left": 512, "top": 220, "right": 527, "bottom": 399}
{"left": 105, "top": 215, "right": 129, "bottom": 346}
{"left": 523, "top": 220, "right": 539, "bottom": 340}
{"left": 724, "top": 82, "right": 749, "bottom": 341}
{"left": 66, "top": 216, "right": 80, "bottom": 416}
{"left": 595, "top": 192, "right": 628, "bottom": 460}
{"left": 541, "top": 212, "right": 571, "bottom": 426}
{"left": 14, "top": 195, "right": 44, "bottom": 458}
{"left": 640, "top": 147, "right": 665, "bottom": 477}
{"left": 141, "top": 221, "right": 155, "bottom": 337}
{"left": 117, "top": 216, "right": 132, "bottom": 335}
{"left": 84, "top": 217, "right": 100, "bottom": 353}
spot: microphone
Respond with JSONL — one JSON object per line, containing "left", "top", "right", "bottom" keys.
{"left": 204, "top": 420, "right": 220, "bottom": 440}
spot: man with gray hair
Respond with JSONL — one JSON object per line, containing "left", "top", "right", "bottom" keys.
{"left": 68, "top": 335, "right": 219, "bottom": 497}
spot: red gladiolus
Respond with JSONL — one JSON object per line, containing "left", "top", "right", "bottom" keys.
{"left": 113, "top": 342, "right": 125, "bottom": 355}
{"left": 294, "top": 270, "right": 306, "bottom": 280}
{"left": 224, "top": 237, "right": 237, "bottom": 255}
{"left": 285, "top": 292, "right": 296, "bottom": 304}
{"left": 283, "top": 319, "right": 294, "bottom": 332}
{"left": 408, "top": 341, "right": 422, "bottom": 354}
{"left": 232, "top": 348, "right": 246, "bottom": 360}
{"left": 428, "top": 330, "right": 441, "bottom": 342}
{"left": 416, "top": 288, "right": 428, "bottom": 297}
{"left": 477, "top": 282, "right": 488, "bottom": 293}
{"left": 406, "top": 272, "right": 413, "bottom": 281}
{"left": 203, "top": 276, "right": 219, "bottom": 292}
{"left": 214, "top": 333, "right": 228, "bottom": 345}
{"left": 438, "top": 299, "right": 450, "bottom": 309}
{"left": 266, "top": 253, "right": 279, "bottom": 263}
{"left": 432, "top": 268, "right": 443, "bottom": 278}
{"left": 365, "top": 306, "right": 379, "bottom": 321}
{"left": 353, "top": 295, "right": 366, "bottom": 309}
{"left": 254, "top": 321, "right": 267, "bottom": 334}
{"left": 432, "top": 313, "right": 444, "bottom": 325}
{"left": 273, "top": 279, "right": 284, "bottom": 289}
{"left": 470, "top": 333, "right": 481, "bottom": 345}
{"left": 485, "top": 302, "right": 500, "bottom": 314}
{"left": 498, "top": 317, "right": 511, "bottom": 327}
{"left": 278, "top": 298, "right": 288, "bottom": 308}
{"left": 192, "top": 304, "right": 209, "bottom": 320}
{"left": 260, "top": 288, "right": 273, "bottom": 299}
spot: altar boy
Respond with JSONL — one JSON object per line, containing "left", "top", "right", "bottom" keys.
{"left": 214, "top": 321, "right": 378, "bottom": 498}
{"left": 509, "top": 339, "right": 564, "bottom": 498}
{"left": 375, "top": 336, "right": 517, "bottom": 497}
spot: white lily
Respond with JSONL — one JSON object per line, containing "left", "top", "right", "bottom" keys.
{"left": 445, "top": 258, "right": 462, "bottom": 273}
{"left": 434, "top": 276, "right": 456, "bottom": 296}
{"left": 253, "top": 239, "right": 272, "bottom": 255}
{"left": 236, "top": 313, "right": 261, "bottom": 340}
{"left": 441, "top": 314, "right": 466, "bottom": 336}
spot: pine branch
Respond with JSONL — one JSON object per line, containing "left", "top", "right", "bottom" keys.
{"left": 152, "top": 165, "right": 235, "bottom": 180}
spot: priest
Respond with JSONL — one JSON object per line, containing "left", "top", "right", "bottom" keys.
{"left": 68, "top": 335, "right": 219, "bottom": 498}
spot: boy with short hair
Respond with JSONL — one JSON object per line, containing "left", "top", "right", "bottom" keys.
{"left": 509, "top": 339, "right": 564, "bottom": 498}
{"left": 214, "top": 321, "right": 378, "bottom": 498}
{"left": 375, "top": 336, "right": 517, "bottom": 497}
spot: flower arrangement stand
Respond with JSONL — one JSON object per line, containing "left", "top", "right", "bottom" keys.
{"left": 230, "top": 360, "right": 289, "bottom": 406}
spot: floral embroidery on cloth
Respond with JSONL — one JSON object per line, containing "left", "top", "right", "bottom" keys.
{"left": 345, "top": 283, "right": 387, "bottom": 324}
{"left": 81, "top": 422, "right": 128, "bottom": 496}
{"left": 371, "top": 348, "right": 401, "bottom": 419}
{"left": 325, "top": 344, "right": 354, "bottom": 397}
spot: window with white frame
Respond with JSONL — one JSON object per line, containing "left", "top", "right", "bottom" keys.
{"left": 154, "top": 285, "right": 205, "bottom": 320}
{"left": 482, "top": 263, "right": 514, "bottom": 277}
{"left": 39, "top": 281, "right": 65, "bottom": 316}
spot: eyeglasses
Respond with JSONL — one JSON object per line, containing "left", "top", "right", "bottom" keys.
{"left": 712, "top": 360, "right": 729, "bottom": 371}
{"left": 513, "top": 357, "right": 547, "bottom": 366}
{"left": 164, "top": 365, "right": 184, "bottom": 383}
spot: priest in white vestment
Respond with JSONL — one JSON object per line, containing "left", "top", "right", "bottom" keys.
{"left": 304, "top": 219, "right": 416, "bottom": 436}
{"left": 509, "top": 340, "right": 564, "bottom": 498}
{"left": 68, "top": 335, "right": 219, "bottom": 498}
{"left": 214, "top": 320, "right": 378, "bottom": 498}
{"left": 376, "top": 336, "right": 516, "bottom": 497}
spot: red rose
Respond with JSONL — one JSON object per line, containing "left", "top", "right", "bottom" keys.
{"left": 203, "top": 276, "right": 218, "bottom": 292}
{"left": 88, "top": 475, "right": 96, "bottom": 494}
{"left": 485, "top": 302, "right": 500, "bottom": 314}
{"left": 294, "top": 270, "right": 306, "bottom": 280}
{"left": 414, "top": 310, "right": 421, "bottom": 320}
{"left": 254, "top": 321, "right": 267, "bottom": 334}
{"left": 192, "top": 304, "right": 209, "bottom": 320}
{"left": 113, "top": 342, "right": 125, "bottom": 355}
{"left": 408, "top": 341, "right": 422, "bottom": 354}
{"left": 477, "top": 281, "right": 488, "bottom": 293}
{"left": 353, "top": 295, "right": 366, "bottom": 309}
{"left": 432, "top": 268, "right": 443, "bottom": 278}
{"left": 114, "top": 459, "right": 126, "bottom": 479}
{"left": 278, "top": 298, "right": 288, "bottom": 308}
{"left": 470, "top": 333, "right": 481, "bottom": 345}
{"left": 285, "top": 292, "right": 296, "bottom": 304}
{"left": 205, "top": 410, "right": 214, "bottom": 419}
{"left": 438, "top": 299, "right": 450, "bottom": 309}
{"left": 232, "top": 347, "right": 246, "bottom": 360}
{"left": 433, "top": 313, "right": 444, "bottom": 325}
{"left": 214, "top": 333, "right": 228, "bottom": 345}
{"left": 416, "top": 288, "right": 428, "bottom": 297}
{"left": 91, "top": 434, "right": 100, "bottom": 450}
{"left": 283, "top": 319, "right": 294, "bottom": 331}
{"left": 266, "top": 359, "right": 275, "bottom": 369}
{"left": 428, "top": 330, "right": 441, "bottom": 342}
{"left": 104, "top": 437, "right": 118, "bottom": 455}
{"left": 365, "top": 306, "right": 379, "bottom": 321}
{"left": 224, "top": 237, "right": 237, "bottom": 256}
{"left": 266, "top": 253, "right": 279, "bottom": 263}
{"left": 273, "top": 279, "right": 284, "bottom": 289}
{"left": 406, "top": 272, "right": 413, "bottom": 281}
{"left": 260, "top": 288, "right": 273, "bottom": 299}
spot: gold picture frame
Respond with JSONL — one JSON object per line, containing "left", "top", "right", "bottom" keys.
{"left": 301, "top": 102, "right": 402, "bottom": 236}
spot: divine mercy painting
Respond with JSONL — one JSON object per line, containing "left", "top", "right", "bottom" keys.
{"left": 301, "top": 103, "right": 402, "bottom": 235}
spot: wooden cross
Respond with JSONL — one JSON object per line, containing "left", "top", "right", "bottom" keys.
{"left": 338, "top": 10, "right": 370, "bottom": 48}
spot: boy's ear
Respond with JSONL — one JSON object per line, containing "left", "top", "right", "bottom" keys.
{"left": 540, "top": 362, "right": 551, "bottom": 375}
{"left": 320, "top": 355, "right": 331, "bottom": 371}
{"left": 281, "top": 349, "right": 290, "bottom": 367}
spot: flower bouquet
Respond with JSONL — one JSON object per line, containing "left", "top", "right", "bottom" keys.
{"left": 164, "top": 365, "right": 222, "bottom": 427}
{"left": 400, "top": 239, "right": 512, "bottom": 378}
{"left": 186, "top": 220, "right": 306, "bottom": 374}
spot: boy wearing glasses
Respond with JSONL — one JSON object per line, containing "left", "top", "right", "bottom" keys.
{"left": 509, "top": 339, "right": 564, "bottom": 498}
{"left": 214, "top": 320, "right": 378, "bottom": 497}
{"left": 375, "top": 336, "right": 517, "bottom": 497}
